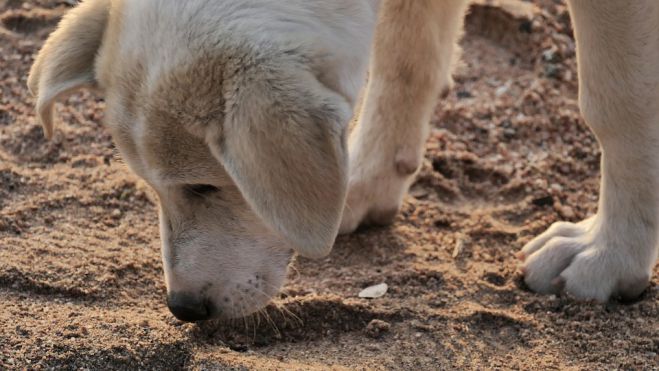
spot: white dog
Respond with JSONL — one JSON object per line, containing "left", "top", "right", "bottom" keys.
{"left": 28, "top": 0, "right": 658, "bottom": 321}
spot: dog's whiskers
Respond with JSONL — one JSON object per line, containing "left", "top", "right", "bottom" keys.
{"left": 237, "top": 291, "right": 249, "bottom": 332}
{"left": 261, "top": 282, "right": 303, "bottom": 326}
{"left": 249, "top": 289, "right": 282, "bottom": 336}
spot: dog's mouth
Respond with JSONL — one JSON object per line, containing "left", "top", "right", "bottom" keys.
{"left": 167, "top": 284, "right": 283, "bottom": 322}
{"left": 164, "top": 248, "right": 295, "bottom": 322}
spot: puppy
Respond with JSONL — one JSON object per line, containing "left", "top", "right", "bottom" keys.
{"left": 28, "top": 0, "right": 657, "bottom": 322}
{"left": 29, "top": 0, "right": 377, "bottom": 321}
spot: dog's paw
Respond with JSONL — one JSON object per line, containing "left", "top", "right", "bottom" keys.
{"left": 519, "top": 216, "right": 652, "bottom": 302}
{"left": 339, "top": 146, "right": 420, "bottom": 234}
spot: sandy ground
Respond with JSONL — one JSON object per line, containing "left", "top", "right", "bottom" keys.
{"left": 1, "top": 0, "right": 657, "bottom": 369}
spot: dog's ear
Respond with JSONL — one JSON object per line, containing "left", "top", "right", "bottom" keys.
{"left": 208, "top": 68, "right": 351, "bottom": 259}
{"left": 27, "top": 0, "right": 110, "bottom": 139}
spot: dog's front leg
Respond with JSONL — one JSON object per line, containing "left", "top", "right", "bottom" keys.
{"left": 340, "top": 0, "right": 470, "bottom": 233}
{"left": 521, "top": 0, "right": 659, "bottom": 301}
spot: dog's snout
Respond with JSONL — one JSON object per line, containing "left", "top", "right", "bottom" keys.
{"left": 167, "top": 292, "right": 212, "bottom": 322}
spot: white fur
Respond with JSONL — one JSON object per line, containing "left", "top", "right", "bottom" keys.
{"left": 340, "top": 0, "right": 469, "bottom": 232}
{"left": 520, "top": 0, "right": 659, "bottom": 301}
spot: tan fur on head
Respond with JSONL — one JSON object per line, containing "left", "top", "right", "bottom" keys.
{"left": 147, "top": 50, "right": 352, "bottom": 259}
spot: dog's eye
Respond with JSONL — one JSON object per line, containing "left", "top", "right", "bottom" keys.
{"left": 184, "top": 184, "right": 220, "bottom": 197}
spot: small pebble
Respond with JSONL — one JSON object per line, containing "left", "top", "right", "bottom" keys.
{"left": 559, "top": 205, "right": 575, "bottom": 219}
{"left": 359, "top": 283, "right": 388, "bottom": 299}
{"left": 452, "top": 235, "right": 466, "bottom": 258}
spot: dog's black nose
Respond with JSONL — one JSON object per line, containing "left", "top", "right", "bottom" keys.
{"left": 167, "top": 293, "right": 211, "bottom": 322}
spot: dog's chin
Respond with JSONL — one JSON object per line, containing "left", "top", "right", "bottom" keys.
{"left": 201, "top": 285, "right": 284, "bottom": 321}
{"left": 209, "top": 292, "right": 277, "bottom": 321}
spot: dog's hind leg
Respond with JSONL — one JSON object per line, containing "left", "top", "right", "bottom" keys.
{"left": 339, "top": 0, "right": 470, "bottom": 233}
{"left": 521, "top": 0, "right": 659, "bottom": 302}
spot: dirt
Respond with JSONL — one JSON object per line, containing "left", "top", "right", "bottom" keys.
{"left": 1, "top": 0, "right": 657, "bottom": 369}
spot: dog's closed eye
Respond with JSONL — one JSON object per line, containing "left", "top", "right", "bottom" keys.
{"left": 184, "top": 184, "right": 220, "bottom": 198}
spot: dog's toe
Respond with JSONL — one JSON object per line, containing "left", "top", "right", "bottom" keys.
{"left": 520, "top": 216, "right": 654, "bottom": 302}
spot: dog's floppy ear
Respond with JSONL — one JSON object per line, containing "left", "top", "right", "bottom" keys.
{"left": 27, "top": 0, "right": 110, "bottom": 139}
{"left": 208, "top": 68, "right": 351, "bottom": 259}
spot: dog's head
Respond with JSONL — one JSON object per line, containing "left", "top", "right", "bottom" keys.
{"left": 28, "top": 0, "right": 376, "bottom": 321}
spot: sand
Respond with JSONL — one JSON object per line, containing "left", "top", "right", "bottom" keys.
{"left": 1, "top": 0, "right": 657, "bottom": 369}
